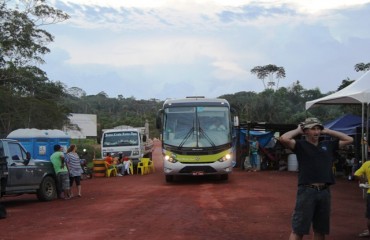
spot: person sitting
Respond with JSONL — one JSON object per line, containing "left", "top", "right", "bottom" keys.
{"left": 121, "top": 155, "right": 132, "bottom": 175}
{"left": 105, "top": 153, "right": 121, "bottom": 176}
{"left": 209, "top": 118, "right": 226, "bottom": 131}
{"left": 116, "top": 154, "right": 131, "bottom": 176}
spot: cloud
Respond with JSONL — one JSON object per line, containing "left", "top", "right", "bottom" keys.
{"left": 41, "top": 0, "right": 370, "bottom": 100}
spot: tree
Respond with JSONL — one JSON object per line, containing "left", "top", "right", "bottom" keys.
{"left": 337, "top": 77, "right": 354, "bottom": 91}
{"left": 0, "top": 0, "right": 69, "bottom": 136}
{"left": 250, "top": 64, "right": 286, "bottom": 90}
{"left": 67, "top": 87, "right": 86, "bottom": 98}
{"left": 0, "top": 0, "right": 69, "bottom": 70}
{"left": 354, "top": 62, "right": 370, "bottom": 72}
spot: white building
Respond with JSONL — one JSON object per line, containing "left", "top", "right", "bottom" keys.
{"left": 64, "top": 113, "right": 97, "bottom": 139}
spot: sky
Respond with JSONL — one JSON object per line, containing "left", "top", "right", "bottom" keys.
{"left": 39, "top": 0, "right": 370, "bottom": 100}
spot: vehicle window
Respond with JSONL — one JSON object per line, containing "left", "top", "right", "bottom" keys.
{"left": 8, "top": 142, "right": 26, "bottom": 161}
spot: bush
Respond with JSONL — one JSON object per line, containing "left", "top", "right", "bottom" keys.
{"left": 71, "top": 139, "right": 102, "bottom": 165}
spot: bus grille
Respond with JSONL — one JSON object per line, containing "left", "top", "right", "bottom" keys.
{"left": 113, "top": 151, "right": 131, "bottom": 156}
{"left": 179, "top": 166, "right": 217, "bottom": 173}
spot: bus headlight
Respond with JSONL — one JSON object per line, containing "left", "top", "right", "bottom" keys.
{"left": 219, "top": 154, "right": 231, "bottom": 162}
{"left": 164, "top": 155, "right": 177, "bottom": 163}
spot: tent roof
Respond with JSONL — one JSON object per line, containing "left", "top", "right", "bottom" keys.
{"left": 323, "top": 114, "right": 362, "bottom": 135}
{"left": 306, "top": 70, "right": 370, "bottom": 110}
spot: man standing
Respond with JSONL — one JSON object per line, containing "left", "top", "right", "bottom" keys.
{"left": 354, "top": 160, "right": 370, "bottom": 237}
{"left": 50, "top": 145, "right": 70, "bottom": 199}
{"left": 280, "top": 117, "right": 353, "bottom": 240}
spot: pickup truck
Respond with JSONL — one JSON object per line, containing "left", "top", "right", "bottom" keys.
{"left": 0, "top": 139, "right": 57, "bottom": 201}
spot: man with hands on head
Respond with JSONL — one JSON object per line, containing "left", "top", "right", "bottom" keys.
{"left": 279, "top": 117, "right": 353, "bottom": 240}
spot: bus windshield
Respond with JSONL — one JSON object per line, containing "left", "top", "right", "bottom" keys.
{"left": 102, "top": 131, "right": 139, "bottom": 147}
{"left": 163, "top": 106, "right": 231, "bottom": 148}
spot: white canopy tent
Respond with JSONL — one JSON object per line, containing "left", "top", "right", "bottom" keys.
{"left": 305, "top": 70, "right": 370, "bottom": 161}
{"left": 306, "top": 70, "right": 370, "bottom": 109}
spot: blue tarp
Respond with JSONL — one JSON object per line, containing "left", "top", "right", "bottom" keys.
{"left": 239, "top": 130, "right": 275, "bottom": 148}
{"left": 323, "top": 114, "right": 363, "bottom": 135}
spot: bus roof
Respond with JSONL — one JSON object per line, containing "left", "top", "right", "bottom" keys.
{"left": 163, "top": 98, "right": 230, "bottom": 108}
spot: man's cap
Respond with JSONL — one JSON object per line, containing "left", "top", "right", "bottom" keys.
{"left": 301, "top": 117, "right": 324, "bottom": 130}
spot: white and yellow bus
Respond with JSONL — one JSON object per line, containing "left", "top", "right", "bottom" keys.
{"left": 156, "top": 97, "right": 238, "bottom": 182}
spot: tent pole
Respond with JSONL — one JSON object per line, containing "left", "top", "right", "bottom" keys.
{"left": 362, "top": 103, "right": 365, "bottom": 163}
{"left": 367, "top": 103, "right": 369, "bottom": 161}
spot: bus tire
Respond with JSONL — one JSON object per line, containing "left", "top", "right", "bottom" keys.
{"left": 0, "top": 204, "right": 6, "bottom": 219}
{"left": 220, "top": 174, "right": 228, "bottom": 181}
{"left": 165, "top": 175, "right": 174, "bottom": 182}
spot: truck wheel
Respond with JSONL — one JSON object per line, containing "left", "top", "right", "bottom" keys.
{"left": 0, "top": 204, "right": 6, "bottom": 219}
{"left": 165, "top": 175, "right": 174, "bottom": 182}
{"left": 37, "top": 176, "right": 57, "bottom": 201}
{"left": 219, "top": 174, "right": 229, "bottom": 181}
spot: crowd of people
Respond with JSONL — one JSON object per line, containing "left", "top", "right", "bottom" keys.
{"left": 49, "top": 145, "right": 136, "bottom": 200}
{"left": 104, "top": 152, "right": 132, "bottom": 176}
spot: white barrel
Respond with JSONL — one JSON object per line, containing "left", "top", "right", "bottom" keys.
{"left": 244, "top": 156, "right": 251, "bottom": 170}
{"left": 256, "top": 154, "right": 261, "bottom": 171}
{"left": 288, "top": 154, "right": 298, "bottom": 172}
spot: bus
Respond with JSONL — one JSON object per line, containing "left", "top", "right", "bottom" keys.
{"left": 156, "top": 97, "right": 238, "bottom": 182}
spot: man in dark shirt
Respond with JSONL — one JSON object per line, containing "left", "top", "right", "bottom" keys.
{"left": 280, "top": 117, "right": 353, "bottom": 240}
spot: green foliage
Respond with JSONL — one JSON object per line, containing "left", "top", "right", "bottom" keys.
{"left": 354, "top": 62, "right": 370, "bottom": 72}
{"left": 223, "top": 79, "right": 356, "bottom": 125}
{"left": 71, "top": 139, "right": 100, "bottom": 165}
{"left": 0, "top": 0, "right": 69, "bottom": 68}
{"left": 0, "top": 0, "right": 69, "bottom": 137}
{"left": 62, "top": 93, "right": 162, "bottom": 140}
{"left": 337, "top": 78, "right": 354, "bottom": 91}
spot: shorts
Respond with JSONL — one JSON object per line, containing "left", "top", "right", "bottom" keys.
{"left": 58, "top": 172, "right": 70, "bottom": 190}
{"left": 291, "top": 185, "right": 331, "bottom": 235}
{"left": 366, "top": 193, "right": 370, "bottom": 219}
{"left": 69, "top": 176, "right": 81, "bottom": 187}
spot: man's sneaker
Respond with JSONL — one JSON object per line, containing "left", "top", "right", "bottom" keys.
{"left": 117, "top": 173, "right": 123, "bottom": 176}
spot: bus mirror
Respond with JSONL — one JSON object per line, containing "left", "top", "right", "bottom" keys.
{"left": 233, "top": 116, "right": 239, "bottom": 127}
{"left": 156, "top": 109, "right": 163, "bottom": 129}
{"left": 143, "top": 135, "right": 147, "bottom": 142}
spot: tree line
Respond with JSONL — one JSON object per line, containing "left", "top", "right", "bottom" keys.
{"left": 1, "top": 0, "right": 369, "bottom": 139}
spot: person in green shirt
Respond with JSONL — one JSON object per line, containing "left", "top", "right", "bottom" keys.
{"left": 50, "top": 144, "right": 70, "bottom": 199}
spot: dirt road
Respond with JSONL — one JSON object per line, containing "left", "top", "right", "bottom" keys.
{"left": 0, "top": 140, "right": 366, "bottom": 240}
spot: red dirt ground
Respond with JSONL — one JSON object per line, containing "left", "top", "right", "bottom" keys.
{"left": 0, "top": 140, "right": 367, "bottom": 240}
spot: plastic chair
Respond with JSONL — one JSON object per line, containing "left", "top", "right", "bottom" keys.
{"left": 104, "top": 161, "right": 117, "bottom": 177}
{"left": 137, "top": 158, "right": 150, "bottom": 175}
{"left": 148, "top": 159, "right": 155, "bottom": 173}
{"left": 332, "top": 160, "right": 338, "bottom": 176}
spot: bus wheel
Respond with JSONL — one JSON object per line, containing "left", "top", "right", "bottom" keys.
{"left": 165, "top": 175, "right": 174, "bottom": 182}
{"left": 220, "top": 174, "right": 229, "bottom": 181}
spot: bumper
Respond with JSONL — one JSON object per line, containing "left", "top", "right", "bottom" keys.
{"left": 163, "top": 160, "right": 233, "bottom": 176}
